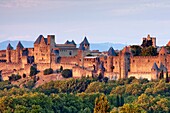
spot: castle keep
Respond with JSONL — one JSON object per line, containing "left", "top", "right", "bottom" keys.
{"left": 0, "top": 34, "right": 169, "bottom": 80}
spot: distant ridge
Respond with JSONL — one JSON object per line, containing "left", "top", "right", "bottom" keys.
{"left": 0, "top": 40, "right": 34, "bottom": 50}
{"left": 0, "top": 40, "right": 126, "bottom": 51}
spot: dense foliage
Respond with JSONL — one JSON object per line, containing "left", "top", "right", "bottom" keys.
{"left": 0, "top": 77, "right": 170, "bottom": 112}
{"left": 61, "top": 69, "right": 72, "bottom": 78}
{"left": 43, "top": 68, "right": 53, "bottom": 75}
{"left": 130, "top": 45, "right": 158, "bottom": 56}
{"left": 8, "top": 74, "right": 21, "bottom": 81}
{"left": 30, "top": 66, "right": 37, "bottom": 77}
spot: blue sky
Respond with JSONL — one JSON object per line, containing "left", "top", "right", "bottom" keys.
{"left": 0, "top": 0, "right": 170, "bottom": 46}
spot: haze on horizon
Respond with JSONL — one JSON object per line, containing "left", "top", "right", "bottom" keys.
{"left": 0, "top": 0, "right": 170, "bottom": 46}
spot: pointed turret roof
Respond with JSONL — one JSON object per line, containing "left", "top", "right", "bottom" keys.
{"left": 159, "top": 62, "right": 167, "bottom": 73}
{"left": 151, "top": 62, "right": 159, "bottom": 71}
{"left": 108, "top": 47, "right": 116, "bottom": 56}
{"left": 81, "top": 36, "right": 89, "bottom": 45}
{"left": 65, "top": 40, "right": 76, "bottom": 45}
{"left": 159, "top": 46, "right": 167, "bottom": 54}
{"left": 159, "top": 62, "right": 164, "bottom": 70}
{"left": 34, "top": 35, "right": 47, "bottom": 44}
{"left": 7, "top": 43, "right": 13, "bottom": 50}
{"left": 16, "top": 41, "right": 24, "bottom": 49}
{"left": 71, "top": 40, "right": 76, "bottom": 45}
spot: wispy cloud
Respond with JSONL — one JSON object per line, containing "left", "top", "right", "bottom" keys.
{"left": 0, "top": 0, "right": 40, "bottom": 8}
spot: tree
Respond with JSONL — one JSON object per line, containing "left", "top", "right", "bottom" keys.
{"left": 130, "top": 45, "right": 142, "bottom": 56}
{"left": 44, "top": 68, "right": 53, "bottom": 75}
{"left": 116, "top": 95, "right": 120, "bottom": 107}
{"left": 98, "top": 73, "right": 103, "bottom": 82}
{"left": 30, "top": 66, "right": 37, "bottom": 77}
{"left": 8, "top": 74, "right": 21, "bottom": 81}
{"left": 0, "top": 70, "right": 2, "bottom": 82}
{"left": 141, "top": 46, "right": 157, "bottom": 56}
{"left": 61, "top": 69, "right": 72, "bottom": 78}
{"left": 94, "top": 94, "right": 110, "bottom": 113}
{"left": 120, "top": 95, "right": 124, "bottom": 106}
{"left": 103, "top": 77, "right": 109, "bottom": 83}
{"left": 60, "top": 66, "right": 63, "bottom": 72}
{"left": 165, "top": 72, "right": 169, "bottom": 83}
{"left": 119, "top": 103, "right": 146, "bottom": 113}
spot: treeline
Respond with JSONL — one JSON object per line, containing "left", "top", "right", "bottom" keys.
{"left": 0, "top": 77, "right": 170, "bottom": 112}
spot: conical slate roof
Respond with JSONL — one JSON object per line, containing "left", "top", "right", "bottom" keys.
{"left": 17, "top": 41, "right": 24, "bottom": 49}
{"left": 81, "top": 37, "right": 89, "bottom": 45}
{"left": 7, "top": 43, "right": 13, "bottom": 50}
{"left": 151, "top": 62, "right": 159, "bottom": 71}
{"left": 159, "top": 62, "right": 164, "bottom": 70}
{"left": 65, "top": 40, "right": 76, "bottom": 45}
{"left": 159, "top": 62, "right": 167, "bottom": 73}
{"left": 71, "top": 40, "right": 76, "bottom": 45}
{"left": 108, "top": 47, "right": 116, "bottom": 56}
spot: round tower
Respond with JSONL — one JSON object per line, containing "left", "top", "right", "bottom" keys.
{"left": 159, "top": 46, "right": 167, "bottom": 67}
{"left": 107, "top": 47, "right": 116, "bottom": 72}
{"left": 6, "top": 43, "right": 13, "bottom": 63}
{"left": 120, "top": 46, "right": 131, "bottom": 79}
{"left": 16, "top": 41, "right": 24, "bottom": 63}
{"left": 151, "top": 62, "right": 159, "bottom": 80}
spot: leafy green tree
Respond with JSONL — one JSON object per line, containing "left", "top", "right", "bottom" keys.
{"left": 8, "top": 74, "right": 21, "bottom": 81}
{"left": 103, "top": 77, "right": 109, "bottom": 83}
{"left": 166, "top": 72, "right": 169, "bottom": 83}
{"left": 61, "top": 69, "right": 72, "bottom": 78}
{"left": 30, "top": 66, "right": 37, "bottom": 77}
{"left": 60, "top": 66, "right": 63, "bottom": 72}
{"left": 120, "top": 95, "right": 124, "bottom": 106}
{"left": 98, "top": 73, "right": 104, "bottom": 82}
{"left": 141, "top": 46, "right": 157, "bottom": 56}
{"left": 130, "top": 45, "right": 142, "bottom": 56}
{"left": 94, "top": 94, "right": 110, "bottom": 113}
{"left": 0, "top": 70, "right": 2, "bottom": 82}
{"left": 116, "top": 95, "right": 120, "bottom": 107}
{"left": 44, "top": 68, "right": 53, "bottom": 75}
{"left": 119, "top": 103, "right": 146, "bottom": 113}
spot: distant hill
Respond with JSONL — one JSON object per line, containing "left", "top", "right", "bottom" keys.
{"left": 90, "top": 42, "right": 126, "bottom": 51}
{"left": 0, "top": 40, "right": 34, "bottom": 50}
{"left": 0, "top": 40, "right": 126, "bottom": 51}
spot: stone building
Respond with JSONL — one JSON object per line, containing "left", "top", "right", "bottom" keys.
{"left": 0, "top": 34, "right": 169, "bottom": 81}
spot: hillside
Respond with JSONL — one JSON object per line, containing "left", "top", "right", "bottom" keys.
{"left": 0, "top": 76, "right": 170, "bottom": 113}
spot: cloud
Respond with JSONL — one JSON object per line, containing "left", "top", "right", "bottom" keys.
{"left": 0, "top": 0, "right": 40, "bottom": 8}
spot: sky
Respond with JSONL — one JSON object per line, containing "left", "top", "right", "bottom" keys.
{"left": 0, "top": 0, "right": 170, "bottom": 46}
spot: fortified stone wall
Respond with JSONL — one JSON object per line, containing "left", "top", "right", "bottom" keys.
{"left": 167, "top": 54, "right": 170, "bottom": 72}
{"left": 112, "top": 56, "right": 120, "bottom": 74}
{"left": 60, "top": 56, "right": 78, "bottom": 64}
{"left": 130, "top": 56, "right": 159, "bottom": 72}
{"left": 128, "top": 72, "right": 152, "bottom": 80}
{"left": 72, "top": 66, "right": 92, "bottom": 78}
{"left": 0, "top": 62, "right": 22, "bottom": 70}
